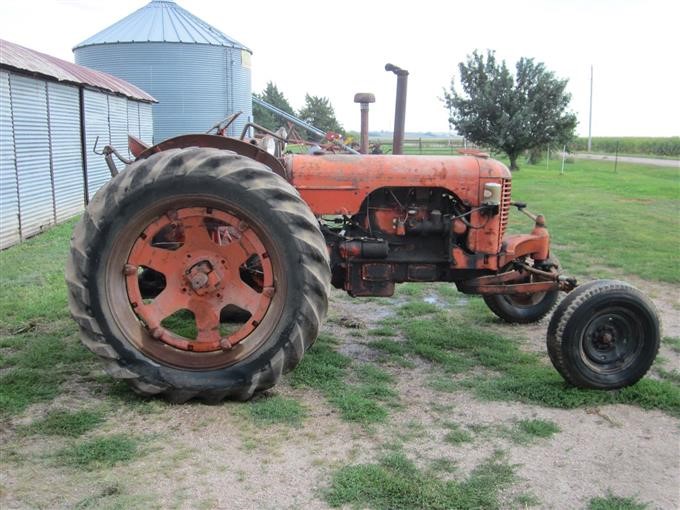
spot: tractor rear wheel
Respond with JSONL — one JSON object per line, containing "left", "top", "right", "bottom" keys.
{"left": 546, "top": 280, "right": 660, "bottom": 389}
{"left": 483, "top": 257, "right": 560, "bottom": 324}
{"left": 66, "top": 148, "right": 330, "bottom": 402}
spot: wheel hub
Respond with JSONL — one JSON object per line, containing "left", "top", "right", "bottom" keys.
{"left": 582, "top": 310, "right": 641, "bottom": 369}
{"left": 184, "top": 260, "right": 222, "bottom": 296}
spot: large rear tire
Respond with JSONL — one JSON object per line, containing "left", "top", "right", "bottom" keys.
{"left": 66, "top": 148, "right": 330, "bottom": 402}
{"left": 546, "top": 280, "right": 660, "bottom": 389}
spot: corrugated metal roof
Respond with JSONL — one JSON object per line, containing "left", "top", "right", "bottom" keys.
{"left": 0, "top": 39, "right": 156, "bottom": 103}
{"left": 74, "top": 0, "right": 251, "bottom": 51}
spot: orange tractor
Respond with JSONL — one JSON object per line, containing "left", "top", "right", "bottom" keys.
{"left": 67, "top": 125, "right": 660, "bottom": 404}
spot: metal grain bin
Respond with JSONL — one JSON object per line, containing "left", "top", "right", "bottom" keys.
{"left": 74, "top": 0, "right": 253, "bottom": 143}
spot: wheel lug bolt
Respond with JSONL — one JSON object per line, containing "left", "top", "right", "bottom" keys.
{"left": 150, "top": 327, "right": 164, "bottom": 339}
{"left": 220, "top": 338, "right": 233, "bottom": 350}
{"left": 123, "top": 264, "right": 138, "bottom": 276}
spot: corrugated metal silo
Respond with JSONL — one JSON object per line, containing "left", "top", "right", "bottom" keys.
{"left": 73, "top": 0, "right": 253, "bottom": 143}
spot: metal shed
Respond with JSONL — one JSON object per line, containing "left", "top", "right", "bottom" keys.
{"left": 0, "top": 39, "right": 156, "bottom": 249}
{"left": 73, "top": 0, "right": 252, "bottom": 143}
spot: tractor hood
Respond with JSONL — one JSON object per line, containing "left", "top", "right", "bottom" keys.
{"left": 285, "top": 154, "right": 511, "bottom": 216}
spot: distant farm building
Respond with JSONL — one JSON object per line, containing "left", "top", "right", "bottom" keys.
{"left": 0, "top": 39, "right": 155, "bottom": 249}
{"left": 74, "top": 0, "right": 253, "bottom": 143}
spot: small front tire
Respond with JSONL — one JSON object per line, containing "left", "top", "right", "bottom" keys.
{"left": 546, "top": 280, "right": 660, "bottom": 389}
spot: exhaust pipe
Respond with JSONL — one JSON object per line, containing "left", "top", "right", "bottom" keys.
{"left": 385, "top": 63, "right": 409, "bottom": 155}
{"left": 354, "top": 93, "right": 375, "bottom": 154}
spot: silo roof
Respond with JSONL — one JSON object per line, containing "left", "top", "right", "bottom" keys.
{"left": 73, "top": 0, "right": 251, "bottom": 51}
{"left": 0, "top": 39, "right": 156, "bottom": 102}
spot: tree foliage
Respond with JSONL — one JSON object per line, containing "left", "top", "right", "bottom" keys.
{"left": 444, "top": 50, "right": 577, "bottom": 170}
{"left": 298, "top": 94, "right": 344, "bottom": 140}
{"left": 252, "top": 82, "right": 295, "bottom": 132}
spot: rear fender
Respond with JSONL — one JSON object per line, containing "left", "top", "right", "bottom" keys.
{"left": 130, "top": 134, "right": 288, "bottom": 179}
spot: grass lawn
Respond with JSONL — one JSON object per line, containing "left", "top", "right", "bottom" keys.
{"left": 508, "top": 158, "right": 680, "bottom": 282}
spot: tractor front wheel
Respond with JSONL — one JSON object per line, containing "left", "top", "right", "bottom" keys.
{"left": 483, "top": 257, "right": 560, "bottom": 324}
{"left": 66, "top": 148, "right": 330, "bottom": 402}
{"left": 546, "top": 280, "right": 660, "bottom": 389}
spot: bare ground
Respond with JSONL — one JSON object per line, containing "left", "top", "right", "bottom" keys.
{"left": 1, "top": 281, "right": 679, "bottom": 509}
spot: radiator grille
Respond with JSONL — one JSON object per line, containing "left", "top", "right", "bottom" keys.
{"left": 500, "top": 179, "right": 512, "bottom": 238}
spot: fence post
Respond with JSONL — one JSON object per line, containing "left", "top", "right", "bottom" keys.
{"left": 614, "top": 140, "right": 619, "bottom": 173}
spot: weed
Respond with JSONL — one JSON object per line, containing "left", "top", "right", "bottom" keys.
{"left": 587, "top": 492, "right": 648, "bottom": 510}
{"left": 509, "top": 419, "right": 560, "bottom": 444}
{"left": 397, "top": 301, "right": 440, "bottom": 317}
{"left": 247, "top": 395, "right": 306, "bottom": 425}
{"left": 56, "top": 435, "right": 139, "bottom": 468}
{"left": 515, "top": 492, "right": 541, "bottom": 507}
{"left": 442, "top": 422, "right": 474, "bottom": 444}
{"left": 290, "top": 334, "right": 350, "bottom": 390}
{"left": 291, "top": 335, "right": 395, "bottom": 425}
{"left": 23, "top": 409, "right": 106, "bottom": 437}
{"left": 427, "top": 375, "right": 459, "bottom": 393}
{"left": 656, "top": 367, "right": 680, "bottom": 384}
{"left": 663, "top": 336, "right": 680, "bottom": 354}
{"left": 396, "top": 283, "right": 426, "bottom": 297}
{"left": 326, "top": 450, "right": 515, "bottom": 509}
{"left": 368, "top": 326, "right": 398, "bottom": 337}
{"left": 74, "top": 487, "right": 156, "bottom": 510}
{"left": 370, "top": 338, "right": 409, "bottom": 357}
{"left": 357, "top": 364, "right": 394, "bottom": 385}
{"left": 429, "top": 457, "right": 458, "bottom": 474}
{"left": 328, "top": 389, "right": 388, "bottom": 424}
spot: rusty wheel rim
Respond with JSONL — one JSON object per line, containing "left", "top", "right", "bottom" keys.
{"left": 107, "top": 201, "right": 283, "bottom": 370}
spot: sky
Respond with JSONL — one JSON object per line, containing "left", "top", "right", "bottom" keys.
{"left": 1, "top": 0, "right": 678, "bottom": 137}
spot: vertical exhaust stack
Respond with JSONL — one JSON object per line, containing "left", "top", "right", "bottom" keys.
{"left": 385, "top": 63, "right": 409, "bottom": 155}
{"left": 353, "top": 93, "right": 375, "bottom": 154}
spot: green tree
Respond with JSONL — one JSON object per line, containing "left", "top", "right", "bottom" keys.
{"left": 252, "top": 82, "right": 295, "bottom": 132}
{"left": 298, "top": 94, "right": 344, "bottom": 140}
{"left": 444, "top": 50, "right": 577, "bottom": 170}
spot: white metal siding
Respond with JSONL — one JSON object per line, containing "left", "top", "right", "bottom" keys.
{"left": 139, "top": 102, "right": 153, "bottom": 144}
{"left": 0, "top": 70, "right": 20, "bottom": 248}
{"left": 109, "top": 95, "right": 128, "bottom": 161}
{"left": 47, "top": 82, "right": 83, "bottom": 222}
{"left": 127, "top": 100, "right": 140, "bottom": 155}
{"left": 83, "top": 89, "right": 110, "bottom": 200}
{"left": 1, "top": 69, "right": 152, "bottom": 249}
{"left": 10, "top": 74, "right": 54, "bottom": 238}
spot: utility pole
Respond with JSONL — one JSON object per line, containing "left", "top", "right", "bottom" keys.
{"left": 588, "top": 65, "right": 593, "bottom": 152}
